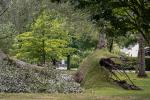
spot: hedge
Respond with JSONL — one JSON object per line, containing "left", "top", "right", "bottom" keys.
{"left": 145, "top": 57, "right": 150, "bottom": 71}
{"left": 0, "top": 61, "right": 83, "bottom": 93}
{"left": 128, "top": 57, "right": 150, "bottom": 71}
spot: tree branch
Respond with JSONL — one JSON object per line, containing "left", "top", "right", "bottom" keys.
{"left": 0, "top": 6, "right": 9, "bottom": 17}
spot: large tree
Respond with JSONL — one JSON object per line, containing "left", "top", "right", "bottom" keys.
{"left": 112, "top": 0, "right": 150, "bottom": 77}
{"left": 12, "top": 10, "right": 74, "bottom": 65}
{"left": 71, "top": 0, "right": 149, "bottom": 77}
{"left": 70, "top": 0, "right": 113, "bottom": 49}
{"left": 70, "top": 0, "right": 129, "bottom": 51}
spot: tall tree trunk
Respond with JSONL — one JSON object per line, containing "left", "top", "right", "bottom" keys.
{"left": 108, "top": 38, "right": 113, "bottom": 52}
{"left": 41, "top": 40, "right": 46, "bottom": 65}
{"left": 67, "top": 55, "right": 71, "bottom": 70}
{"left": 97, "top": 27, "right": 107, "bottom": 49}
{"left": 51, "top": 58, "right": 57, "bottom": 66}
{"left": 137, "top": 34, "right": 147, "bottom": 77}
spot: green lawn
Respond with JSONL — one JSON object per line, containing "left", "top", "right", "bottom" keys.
{"left": 0, "top": 93, "right": 141, "bottom": 100}
{"left": 0, "top": 72, "right": 150, "bottom": 100}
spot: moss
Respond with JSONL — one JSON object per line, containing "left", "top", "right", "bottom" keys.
{"left": 78, "top": 49, "right": 118, "bottom": 88}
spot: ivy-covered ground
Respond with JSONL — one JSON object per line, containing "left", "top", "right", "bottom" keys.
{"left": 0, "top": 72, "right": 150, "bottom": 100}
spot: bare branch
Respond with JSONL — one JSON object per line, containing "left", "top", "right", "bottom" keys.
{"left": 0, "top": 6, "right": 9, "bottom": 16}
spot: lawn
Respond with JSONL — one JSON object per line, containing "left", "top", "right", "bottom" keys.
{"left": 0, "top": 72, "right": 150, "bottom": 100}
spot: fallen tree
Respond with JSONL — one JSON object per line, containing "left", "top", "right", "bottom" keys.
{"left": 0, "top": 50, "right": 40, "bottom": 68}
{"left": 99, "top": 57, "right": 142, "bottom": 90}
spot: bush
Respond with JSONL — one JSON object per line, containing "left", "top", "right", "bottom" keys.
{"left": 70, "top": 55, "right": 81, "bottom": 68}
{"left": 71, "top": 50, "right": 94, "bottom": 69}
{"left": 145, "top": 57, "right": 150, "bottom": 71}
{"left": 128, "top": 57, "right": 150, "bottom": 71}
{"left": 0, "top": 61, "right": 83, "bottom": 93}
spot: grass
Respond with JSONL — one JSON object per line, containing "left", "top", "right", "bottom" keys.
{"left": 79, "top": 49, "right": 118, "bottom": 88}
{"left": 1, "top": 49, "right": 150, "bottom": 100}
{"left": 0, "top": 72, "right": 150, "bottom": 100}
{"left": 0, "top": 93, "right": 140, "bottom": 100}
{"left": 88, "top": 72, "right": 150, "bottom": 96}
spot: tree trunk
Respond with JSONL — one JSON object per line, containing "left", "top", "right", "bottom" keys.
{"left": 97, "top": 27, "right": 107, "bottom": 49}
{"left": 137, "top": 34, "right": 147, "bottom": 77}
{"left": 41, "top": 40, "right": 46, "bottom": 65}
{"left": 51, "top": 58, "right": 57, "bottom": 66}
{"left": 108, "top": 38, "right": 113, "bottom": 52}
{"left": 0, "top": 49, "right": 41, "bottom": 68}
{"left": 67, "top": 55, "right": 71, "bottom": 70}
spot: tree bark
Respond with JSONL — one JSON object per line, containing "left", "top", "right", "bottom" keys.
{"left": 67, "top": 55, "right": 71, "bottom": 70}
{"left": 108, "top": 38, "right": 114, "bottom": 52}
{"left": 97, "top": 27, "right": 107, "bottom": 49}
{"left": 137, "top": 34, "right": 147, "bottom": 77}
{"left": 51, "top": 58, "right": 57, "bottom": 66}
{"left": 0, "top": 49, "right": 41, "bottom": 69}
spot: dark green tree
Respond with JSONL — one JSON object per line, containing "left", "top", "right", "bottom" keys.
{"left": 112, "top": 0, "right": 150, "bottom": 77}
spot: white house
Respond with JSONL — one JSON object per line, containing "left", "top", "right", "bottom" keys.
{"left": 121, "top": 44, "right": 139, "bottom": 57}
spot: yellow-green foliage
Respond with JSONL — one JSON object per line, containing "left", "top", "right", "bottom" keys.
{"left": 79, "top": 49, "right": 118, "bottom": 88}
{"left": 12, "top": 10, "right": 75, "bottom": 64}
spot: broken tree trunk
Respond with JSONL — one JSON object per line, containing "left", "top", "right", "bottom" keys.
{"left": 0, "top": 50, "right": 42, "bottom": 69}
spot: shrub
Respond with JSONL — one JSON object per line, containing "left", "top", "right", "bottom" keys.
{"left": 0, "top": 60, "right": 83, "bottom": 93}
{"left": 128, "top": 57, "right": 150, "bottom": 71}
{"left": 70, "top": 55, "right": 80, "bottom": 68}
{"left": 145, "top": 57, "right": 150, "bottom": 71}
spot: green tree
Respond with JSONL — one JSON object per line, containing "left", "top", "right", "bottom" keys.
{"left": 45, "top": 2, "right": 98, "bottom": 69}
{"left": 71, "top": 0, "right": 150, "bottom": 76}
{"left": 13, "top": 11, "right": 74, "bottom": 65}
{"left": 71, "top": 0, "right": 113, "bottom": 49}
{"left": 0, "top": 22, "right": 17, "bottom": 53}
{"left": 112, "top": 0, "right": 150, "bottom": 77}
{"left": 70, "top": 0, "right": 129, "bottom": 51}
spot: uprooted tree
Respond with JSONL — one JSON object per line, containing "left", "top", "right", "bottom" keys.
{"left": 99, "top": 57, "right": 141, "bottom": 90}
